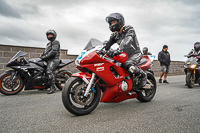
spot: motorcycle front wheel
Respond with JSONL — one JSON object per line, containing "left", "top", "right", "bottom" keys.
{"left": 186, "top": 71, "right": 195, "bottom": 88}
{"left": 0, "top": 70, "right": 24, "bottom": 95}
{"left": 62, "top": 76, "right": 101, "bottom": 116}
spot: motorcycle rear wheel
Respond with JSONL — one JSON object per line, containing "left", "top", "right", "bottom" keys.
{"left": 55, "top": 70, "right": 72, "bottom": 90}
{"left": 62, "top": 76, "right": 101, "bottom": 116}
{"left": 186, "top": 72, "right": 195, "bottom": 88}
{"left": 137, "top": 72, "right": 156, "bottom": 102}
{"left": 0, "top": 70, "right": 24, "bottom": 95}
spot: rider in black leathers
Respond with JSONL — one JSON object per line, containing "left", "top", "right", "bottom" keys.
{"left": 104, "top": 13, "right": 147, "bottom": 88}
{"left": 142, "top": 47, "right": 152, "bottom": 55}
{"left": 187, "top": 42, "right": 200, "bottom": 57}
{"left": 40, "top": 30, "right": 60, "bottom": 94}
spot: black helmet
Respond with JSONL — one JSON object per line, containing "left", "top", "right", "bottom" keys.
{"left": 194, "top": 42, "right": 200, "bottom": 52}
{"left": 143, "top": 47, "right": 148, "bottom": 54}
{"left": 105, "top": 13, "right": 125, "bottom": 32}
{"left": 46, "top": 30, "right": 57, "bottom": 41}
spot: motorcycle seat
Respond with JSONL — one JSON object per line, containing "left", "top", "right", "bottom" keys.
{"left": 57, "top": 59, "right": 74, "bottom": 69}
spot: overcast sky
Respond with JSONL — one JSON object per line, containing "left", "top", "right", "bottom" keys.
{"left": 0, "top": 0, "right": 200, "bottom": 61}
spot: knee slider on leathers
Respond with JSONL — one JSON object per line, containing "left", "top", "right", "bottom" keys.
{"left": 47, "top": 74, "right": 53, "bottom": 80}
{"left": 47, "top": 73, "right": 55, "bottom": 83}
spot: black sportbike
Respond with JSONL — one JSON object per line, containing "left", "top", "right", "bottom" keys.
{"left": 184, "top": 53, "right": 200, "bottom": 88}
{"left": 0, "top": 51, "right": 74, "bottom": 95}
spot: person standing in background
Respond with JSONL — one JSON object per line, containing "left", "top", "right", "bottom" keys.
{"left": 158, "top": 45, "right": 171, "bottom": 83}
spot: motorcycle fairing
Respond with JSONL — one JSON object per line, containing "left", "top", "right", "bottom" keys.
{"left": 101, "top": 86, "right": 137, "bottom": 102}
{"left": 73, "top": 38, "right": 158, "bottom": 103}
{"left": 76, "top": 39, "right": 103, "bottom": 66}
{"left": 185, "top": 57, "right": 198, "bottom": 66}
{"left": 10, "top": 63, "right": 44, "bottom": 72}
{"left": 6, "top": 51, "right": 28, "bottom": 67}
{"left": 138, "top": 55, "right": 151, "bottom": 70}
{"left": 9, "top": 58, "right": 46, "bottom": 90}
{"left": 80, "top": 50, "right": 107, "bottom": 65}
{"left": 72, "top": 72, "right": 92, "bottom": 84}
{"left": 79, "top": 51, "right": 133, "bottom": 87}
{"left": 74, "top": 52, "right": 135, "bottom": 103}
{"left": 72, "top": 71, "right": 136, "bottom": 103}
{"left": 7, "top": 51, "right": 27, "bottom": 65}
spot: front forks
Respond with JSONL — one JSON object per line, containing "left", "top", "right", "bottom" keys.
{"left": 11, "top": 71, "right": 19, "bottom": 83}
{"left": 84, "top": 73, "right": 96, "bottom": 97}
{"left": 192, "top": 70, "right": 196, "bottom": 83}
{"left": 188, "top": 69, "right": 196, "bottom": 82}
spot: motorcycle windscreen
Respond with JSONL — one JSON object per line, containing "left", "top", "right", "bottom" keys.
{"left": 84, "top": 38, "right": 103, "bottom": 51}
{"left": 7, "top": 51, "right": 27, "bottom": 64}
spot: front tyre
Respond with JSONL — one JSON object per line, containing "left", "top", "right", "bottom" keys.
{"left": 62, "top": 76, "right": 101, "bottom": 116}
{"left": 0, "top": 70, "right": 24, "bottom": 95}
{"left": 186, "top": 71, "right": 195, "bottom": 88}
{"left": 137, "top": 72, "right": 156, "bottom": 102}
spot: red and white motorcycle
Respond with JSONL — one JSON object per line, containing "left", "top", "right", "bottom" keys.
{"left": 62, "top": 38, "right": 156, "bottom": 116}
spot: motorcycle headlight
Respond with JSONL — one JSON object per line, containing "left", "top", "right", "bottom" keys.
{"left": 190, "top": 64, "right": 196, "bottom": 68}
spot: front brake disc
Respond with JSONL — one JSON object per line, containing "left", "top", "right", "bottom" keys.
{"left": 74, "top": 83, "right": 94, "bottom": 106}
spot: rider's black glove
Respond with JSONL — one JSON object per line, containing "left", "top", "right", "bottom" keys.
{"left": 107, "top": 49, "right": 114, "bottom": 58}
{"left": 103, "top": 40, "right": 108, "bottom": 46}
{"left": 40, "top": 55, "right": 47, "bottom": 61}
{"left": 107, "top": 49, "right": 121, "bottom": 58}
{"left": 187, "top": 53, "right": 196, "bottom": 58}
{"left": 113, "top": 50, "right": 121, "bottom": 57}
{"left": 98, "top": 48, "right": 106, "bottom": 55}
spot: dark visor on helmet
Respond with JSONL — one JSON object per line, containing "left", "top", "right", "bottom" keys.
{"left": 106, "top": 17, "right": 117, "bottom": 24}
{"left": 195, "top": 43, "right": 200, "bottom": 48}
{"left": 105, "top": 13, "right": 119, "bottom": 23}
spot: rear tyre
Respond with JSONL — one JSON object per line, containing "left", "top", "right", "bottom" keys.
{"left": 137, "top": 72, "right": 156, "bottom": 102}
{"left": 62, "top": 76, "right": 101, "bottom": 116}
{"left": 186, "top": 72, "right": 195, "bottom": 88}
{"left": 0, "top": 70, "right": 24, "bottom": 95}
{"left": 55, "top": 70, "right": 72, "bottom": 90}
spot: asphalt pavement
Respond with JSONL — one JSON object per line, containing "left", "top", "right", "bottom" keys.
{"left": 1, "top": 75, "right": 200, "bottom": 133}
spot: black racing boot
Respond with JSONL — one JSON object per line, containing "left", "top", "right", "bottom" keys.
{"left": 47, "top": 83, "right": 56, "bottom": 94}
{"left": 47, "top": 73, "right": 56, "bottom": 94}
{"left": 129, "top": 66, "right": 147, "bottom": 88}
{"left": 139, "top": 70, "right": 147, "bottom": 88}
